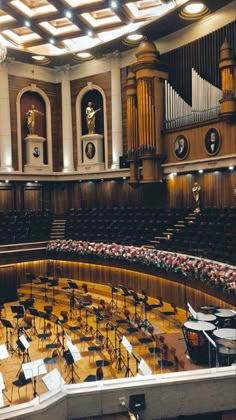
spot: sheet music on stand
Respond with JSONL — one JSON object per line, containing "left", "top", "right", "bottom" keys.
{"left": 19, "top": 334, "right": 30, "bottom": 350}
{"left": 0, "top": 345, "right": 9, "bottom": 360}
{"left": 203, "top": 330, "right": 217, "bottom": 348}
{"left": 121, "top": 336, "right": 132, "bottom": 354}
{"left": 22, "top": 359, "right": 47, "bottom": 380}
{"left": 187, "top": 302, "right": 198, "bottom": 320}
{"left": 42, "top": 368, "right": 65, "bottom": 391}
{"left": 67, "top": 340, "right": 81, "bottom": 362}
{"left": 0, "top": 373, "right": 5, "bottom": 408}
{"left": 139, "top": 358, "right": 152, "bottom": 376}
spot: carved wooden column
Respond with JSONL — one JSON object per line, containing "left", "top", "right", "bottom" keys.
{"left": 125, "top": 69, "right": 139, "bottom": 184}
{"left": 133, "top": 41, "right": 168, "bottom": 182}
{"left": 218, "top": 39, "right": 236, "bottom": 120}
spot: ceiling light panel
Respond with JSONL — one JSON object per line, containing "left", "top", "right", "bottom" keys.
{"left": 39, "top": 19, "right": 79, "bottom": 36}
{"left": 81, "top": 9, "right": 121, "bottom": 28}
{"left": 10, "top": 0, "right": 57, "bottom": 18}
{"left": 64, "top": 0, "right": 103, "bottom": 7}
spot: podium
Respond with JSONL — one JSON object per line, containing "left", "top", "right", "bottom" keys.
{"left": 78, "top": 134, "right": 104, "bottom": 172}
{"left": 24, "top": 135, "right": 49, "bottom": 173}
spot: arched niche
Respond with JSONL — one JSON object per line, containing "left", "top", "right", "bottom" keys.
{"left": 76, "top": 83, "right": 108, "bottom": 170}
{"left": 16, "top": 85, "right": 53, "bottom": 172}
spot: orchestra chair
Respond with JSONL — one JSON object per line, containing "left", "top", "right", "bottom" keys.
{"left": 43, "top": 350, "right": 60, "bottom": 371}
{"left": 11, "top": 371, "right": 33, "bottom": 402}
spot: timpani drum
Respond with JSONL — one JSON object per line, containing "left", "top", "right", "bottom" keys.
{"left": 182, "top": 321, "right": 215, "bottom": 365}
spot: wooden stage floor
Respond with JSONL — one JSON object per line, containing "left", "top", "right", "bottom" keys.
{"left": 0, "top": 278, "right": 208, "bottom": 411}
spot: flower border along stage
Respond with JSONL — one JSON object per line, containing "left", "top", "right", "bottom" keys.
{"left": 47, "top": 239, "right": 236, "bottom": 294}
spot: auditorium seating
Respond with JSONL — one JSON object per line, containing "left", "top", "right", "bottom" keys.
{"left": 157, "top": 207, "right": 236, "bottom": 265}
{"left": 64, "top": 207, "right": 190, "bottom": 247}
{"left": 0, "top": 210, "right": 53, "bottom": 245}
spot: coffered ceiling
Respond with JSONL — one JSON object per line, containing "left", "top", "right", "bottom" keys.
{"left": 0, "top": 0, "right": 233, "bottom": 67}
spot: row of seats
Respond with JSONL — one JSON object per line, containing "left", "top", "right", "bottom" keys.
{"left": 157, "top": 209, "right": 236, "bottom": 265}
{"left": 0, "top": 210, "right": 53, "bottom": 245}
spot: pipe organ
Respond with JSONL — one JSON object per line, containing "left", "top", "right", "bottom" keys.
{"left": 164, "top": 68, "right": 222, "bottom": 129}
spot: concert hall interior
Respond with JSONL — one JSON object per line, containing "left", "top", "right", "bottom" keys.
{"left": 0, "top": 1, "right": 235, "bottom": 419}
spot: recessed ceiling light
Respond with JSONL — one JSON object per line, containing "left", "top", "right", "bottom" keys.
{"left": 184, "top": 3, "right": 205, "bottom": 14}
{"left": 180, "top": 2, "right": 209, "bottom": 20}
{"left": 127, "top": 33, "right": 143, "bottom": 41}
{"left": 76, "top": 52, "right": 92, "bottom": 59}
{"left": 25, "top": 20, "right": 30, "bottom": 27}
{"left": 87, "top": 30, "right": 93, "bottom": 37}
{"left": 65, "top": 10, "right": 72, "bottom": 19}
{"left": 110, "top": 1, "right": 117, "bottom": 8}
{"left": 198, "top": 169, "right": 203, "bottom": 173}
{"left": 229, "top": 166, "right": 234, "bottom": 170}
{"left": 123, "top": 33, "right": 144, "bottom": 46}
{"left": 50, "top": 38, "right": 55, "bottom": 44}
{"left": 32, "top": 55, "right": 46, "bottom": 61}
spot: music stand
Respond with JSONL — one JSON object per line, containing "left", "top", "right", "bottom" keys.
{"left": 67, "top": 280, "right": 78, "bottom": 319}
{"left": 64, "top": 339, "right": 81, "bottom": 384}
{"left": 48, "top": 278, "right": 58, "bottom": 304}
{"left": 22, "top": 359, "right": 47, "bottom": 399}
{"left": 0, "top": 372, "right": 10, "bottom": 407}
{"left": 119, "top": 285, "right": 131, "bottom": 312}
{"left": 0, "top": 319, "right": 14, "bottom": 351}
{"left": 42, "top": 368, "right": 65, "bottom": 391}
{"left": 39, "top": 276, "right": 49, "bottom": 302}
{"left": 121, "top": 336, "right": 133, "bottom": 377}
{"left": 107, "top": 283, "right": 118, "bottom": 312}
{"left": 26, "top": 273, "right": 35, "bottom": 300}
{"left": 11, "top": 305, "right": 25, "bottom": 331}
{"left": 16, "top": 334, "right": 31, "bottom": 363}
{"left": 139, "top": 358, "right": 152, "bottom": 376}
{"left": 28, "top": 307, "right": 39, "bottom": 335}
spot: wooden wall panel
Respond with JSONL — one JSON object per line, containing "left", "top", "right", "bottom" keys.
{"left": 166, "top": 170, "right": 236, "bottom": 209}
{"left": 13, "top": 259, "right": 234, "bottom": 309}
{"left": 8, "top": 76, "right": 62, "bottom": 171}
{"left": 71, "top": 72, "right": 112, "bottom": 168}
{"left": 23, "top": 186, "right": 43, "bottom": 210}
{"left": 0, "top": 171, "right": 234, "bottom": 213}
{"left": 0, "top": 186, "right": 15, "bottom": 210}
{"left": 0, "top": 265, "right": 18, "bottom": 302}
{"left": 163, "top": 120, "right": 236, "bottom": 164}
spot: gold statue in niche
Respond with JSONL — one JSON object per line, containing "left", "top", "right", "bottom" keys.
{"left": 85, "top": 102, "right": 101, "bottom": 134}
{"left": 192, "top": 182, "right": 201, "bottom": 213}
{"left": 26, "top": 104, "right": 44, "bottom": 135}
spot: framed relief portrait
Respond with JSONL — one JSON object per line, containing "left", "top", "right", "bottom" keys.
{"left": 205, "top": 128, "right": 221, "bottom": 156}
{"left": 85, "top": 142, "right": 95, "bottom": 159}
{"left": 174, "top": 135, "right": 189, "bottom": 160}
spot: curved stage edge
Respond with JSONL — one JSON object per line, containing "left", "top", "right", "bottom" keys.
{"left": 6, "top": 251, "right": 235, "bottom": 309}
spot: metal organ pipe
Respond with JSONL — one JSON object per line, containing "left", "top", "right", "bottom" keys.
{"left": 164, "top": 69, "right": 222, "bottom": 129}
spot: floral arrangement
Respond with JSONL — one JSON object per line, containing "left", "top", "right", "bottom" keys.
{"left": 46, "top": 239, "right": 236, "bottom": 294}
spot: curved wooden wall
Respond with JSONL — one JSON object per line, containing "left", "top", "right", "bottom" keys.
{"left": 4, "top": 255, "right": 234, "bottom": 309}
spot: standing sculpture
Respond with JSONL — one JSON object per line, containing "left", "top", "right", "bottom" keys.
{"left": 86, "top": 102, "right": 101, "bottom": 134}
{"left": 192, "top": 182, "right": 201, "bottom": 213}
{"left": 26, "top": 104, "right": 44, "bottom": 135}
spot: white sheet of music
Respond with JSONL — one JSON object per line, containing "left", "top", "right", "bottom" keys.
{"left": 139, "top": 358, "right": 152, "bottom": 376}
{"left": 19, "top": 334, "right": 30, "bottom": 349}
{"left": 0, "top": 373, "right": 5, "bottom": 390}
{"left": 67, "top": 341, "right": 81, "bottom": 362}
{"left": 122, "top": 336, "right": 132, "bottom": 354}
{"left": 0, "top": 345, "right": 9, "bottom": 361}
{"left": 0, "top": 391, "right": 4, "bottom": 408}
{"left": 42, "top": 368, "right": 65, "bottom": 391}
{"left": 22, "top": 359, "right": 47, "bottom": 379}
